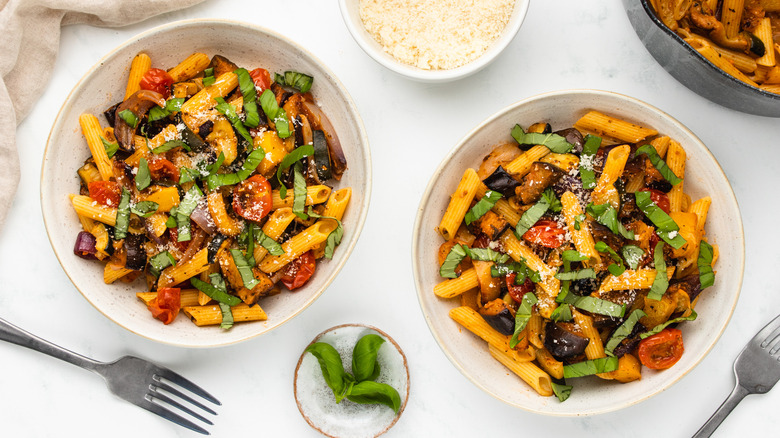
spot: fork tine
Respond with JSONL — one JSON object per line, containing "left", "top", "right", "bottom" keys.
{"left": 139, "top": 398, "right": 210, "bottom": 435}
{"left": 149, "top": 390, "right": 214, "bottom": 425}
{"left": 758, "top": 315, "right": 780, "bottom": 348}
{"left": 155, "top": 369, "right": 221, "bottom": 405}
{"left": 153, "top": 381, "right": 218, "bottom": 415}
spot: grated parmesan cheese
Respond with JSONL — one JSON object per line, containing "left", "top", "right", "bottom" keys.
{"left": 359, "top": 0, "right": 514, "bottom": 70}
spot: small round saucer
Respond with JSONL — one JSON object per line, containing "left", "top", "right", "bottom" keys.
{"left": 294, "top": 324, "right": 409, "bottom": 438}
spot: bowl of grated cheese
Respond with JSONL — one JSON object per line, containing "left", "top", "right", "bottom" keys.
{"left": 339, "top": 0, "right": 530, "bottom": 82}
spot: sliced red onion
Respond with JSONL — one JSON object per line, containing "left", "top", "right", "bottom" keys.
{"left": 190, "top": 197, "right": 217, "bottom": 234}
{"left": 73, "top": 231, "right": 98, "bottom": 260}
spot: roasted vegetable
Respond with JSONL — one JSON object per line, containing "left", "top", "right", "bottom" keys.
{"left": 208, "top": 55, "right": 239, "bottom": 78}
{"left": 482, "top": 165, "right": 520, "bottom": 198}
{"left": 477, "top": 142, "right": 522, "bottom": 178}
{"left": 312, "top": 130, "right": 332, "bottom": 181}
{"left": 124, "top": 233, "right": 148, "bottom": 271}
{"left": 472, "top": 210, "right": 510, "bottom": 241}
{"left": 73, "top": 231, "right": 98, "bottom": 260}
{"left": 554, "top": 128, "right": 584, "bottom": 154}
{"left": 479, "top": 299, "right": 515, "bottom": 336}
{"left": 206, "top": 233, "right": 230, "bottom": 264}
{"left": 544, "top": 322, "right": 590, "bottom": 360}
{"left": 113, "top": 90, "right": 166, "bottom": 152}
{"left": 516, "top": 162, "right": 564, "bottom": 204}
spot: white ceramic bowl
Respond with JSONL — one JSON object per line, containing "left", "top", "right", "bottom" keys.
{"left": 338, "top": 0, "right": 529, "bottom": 83}
{"left": 412, "top": 90, "right": 744, "bottom": 415}
{"left": 41, "top": 19, "right": 372, "bottom": 347}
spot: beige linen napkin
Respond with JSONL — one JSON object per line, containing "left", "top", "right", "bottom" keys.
{"left": 0, "top": 0, "right": 206, "bottom": 229}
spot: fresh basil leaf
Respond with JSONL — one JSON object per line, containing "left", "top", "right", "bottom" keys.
{"left": 604, "top": 309, "right": 647, "bottom": 356}
{"left": 440, "top": 244, "right": 468, "bottom": 279}
{"left": 149, "top": 250, "right": 175, "bottom": 278}
{"left": 219, "top": 303, "right": 234, "bottom": 330}
{"left": 234, "top": 68, "right": 260, "bottom": 128}
{"left": 214, "top": 97, "right": 253, "bottom": 144}
{"left": 352, "top": 334, "right": 385, "bottom": 382}
{"left": 100, "top": 136, "right": 119, "bottom": 158}
{"left": 698, "top": 240, "right": 715, "bottom": 290}
{"left": 292, "top": 162, "right": 309, "bottom": 220}
{"left": 206, "top": 152, "right": 226, "bottom": 176}
{"left": 305, "top": 342, "right": 349, "bottom": 402}
{"left": 635, "top": 144, "right": 682, "bottom": 186}
{"left": 514, "top": 188, "right": 555, "bottom": 237}
{"left": 567, "top": 295, "right": 625, "bottom": 318}
{"left": 152, "top": 139, "right": 188, "bottom": 154}
{"left": 257, "top": 228, "right": 285, "bottom": 257}
{"left": 465, "top": 247, "right": 510, "bottom": 264}
{"left": 117, "top": 109, "right": 138, "bottom": 128}
{"left": 595, "top": 241, "right": 626, "bottom": 276}
{"left": 276, "top": 144, "right": 314, "bottom": 199}
{"left": 165, "top": 207, "right": 178, "bottom": 228}
{"left": 543, "top": 188, "right": 562, "bottom": 213}
{"left": 555, "top": 268, "right": 596, "bottom": 281}
{"left": 135, "top": 158, "right": 151, "bottom": 191}
{"left": 491, "top": 261, "right": 541, "bottom": 283}
{"left": 176, "top": 185, "right": 203, "bottom": 242}
{"left": 179, "top": 167, "right": 200, "bottom": 184}
{"left": 130, "top": 201, "right": 158, "bottom": 218}
{"left": 640, "top": 310, "right": 698, "bottom": 339}
{"left": 562, "top": 250, "right": 590, "bottom": 262}
{"left": 283, "top": 70, "right": 314, "bottom": 93}
{"left": 148, "top": 98, "right": 185, "bottom": 122}
{"left": 587, "top": 203, "right": 635, "bottom": 240}
{"left": 551, "top": 381, "right": 573, "bottom": 402}
{"left": 573, "top": 213, "right": 585, "bottom": 231}
{"left": 306, "top": 207, "right": 344, "bottom": 259}
{"left": 563, "top": 357, "right": 619, "bottom": 378}
{"left": 465, "top": 190, "right": 502, "bottom": 226}
{"left": 346, "top": 380, "right": 402, "bottom": 413}
{"left": 510, "top": 292, "right": 537, "bottom": 348}
{"left": 622, "top": 245, "right": 644, "bottom": 270}
{"left": 647, "top": 241, "right": 668, "bottom": 301}
{"left": 550, "top": 304, "right": 573, "bottom": 322}
{"left": 579, "top": 135, "right": 601, "bottom": 190}
{"left": 190, "top": 276, "right": 242, "bottom": 306}
{"left": 230, "top": 249, "right": 260, "bottom": 290}
{"left": 274, "top": 73, "right": 285, "bottom": 85}
{"left": 203, "top": 75, "right": 216, "bottom": 86}
{"left": 206, "top": 148, "right": 265, "bottom": 190}
{"left": 274, "top": 108, "right": 291, "bottom": 139}
{"left": 511, "top": 124, "right": 573, "bottom": 153}
{"left": 260, "top": 89, "right": 279, "bottom": 118}
{"left": 114, "top": 188, "right": 131, "bottom": 240}
{"left": 634, "top": 191, "right": 686, "bottom": 249}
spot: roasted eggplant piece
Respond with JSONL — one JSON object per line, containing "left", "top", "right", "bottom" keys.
{"left": 611, "top": 321, "right": 647, "bottom": 358}
{"left": 124, "top": 233, "right": 147, "bottom": 271}
{"left": 207, "top": 233, "right": 230, "bottom": 264}
{"left": 300, "top": 98, "right": 347, "bottom": 180}
{"left": 554, "top": 128, "right": 585, "bottom": 154}
{"left": 312, "top": 130, "right": 332, "bottom": 181}
{"left": 670, "top": 274, "right": 703, "bottom": 304}
{"left": 113, "top": 90, "right": 166, "bottom": 152}
{"left": 483, "top": 165, "right": 520, "bottom": 198}
{"left": 544, "top": 322, "right": 590, "bottom": 360}
{"left": 479, "top": 299, "right": 515, "bottom": 336}
{"left": 472, "top": 210, "right": 510, "bottom": 241}
{"left": 103, "top": 102, "right": 121, "bottom": 128}
{"left": 516, "top": 162, "right": 564, "bottom": 204}
{"left": 208, "top": 55, "right": 239, "bottom": 78}
{"left": 590, "top": 222, "right": 626, "bottom": 252}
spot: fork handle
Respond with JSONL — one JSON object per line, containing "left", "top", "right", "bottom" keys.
{"left": 692, "top": 384, "right": 750, "bottom": 438}
{"left": 0, "top": 317, "right": 103, "bottom": 372}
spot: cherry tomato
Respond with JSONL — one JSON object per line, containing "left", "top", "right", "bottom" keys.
{"left": 168, "top": 227, "right": 190, "bottom": 252}
{"left": 139, "top": 68, "right": 174, "bottom": 98}
{"left": 637, "top": 328, "right": 684, "bottom": 370}
{"left": 232, "top": 175, "right": 272, "bottom": 222}
{"left": 148, "top": 157, "right": 179, "bottom": 182}
{"left": 522, "top": 220, "right": 566, "bottom": 248}
{"left": 88, "top": 181, "right": 121, "bottom": 207}
{"left": 506, "top": 272, "right": 535, "bottom": 303}
{"left": 281, "top": 250, "right": 316, "bottom": 291}
{"left": 148, "top": 287, "right": 181, "bottom": 325}
{"left": 639, "top": 188, "right": 670, "bottom": 214}
{"left": 249, "top": 68, "right": 272, "bottom": 92}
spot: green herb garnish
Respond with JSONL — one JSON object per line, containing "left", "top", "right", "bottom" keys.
{"left": 276, "top": 144, "right": 314, "bottom": 198}
{"left": 114, "top": 188, "right": 131, "bottom": 240}
{"left": 604, "top": 309, "right": 647, "bottom": 356}
{"left": 135, "top": 158, "right": 151, "bottom": 191}
{"left": 698, "top": 240, "right": 715, "bottom": 290}
{"left": 510, "top": 292, "right": 538, "bottom": 348}
{"left": 640, "top": 310, "right": 698, "bottom": 339}
{"left": 511, "top": 124, "right": 573, "bottom": 153}
{"left": 464, "top": 190, "right": 502, "bottom": 225}
{"left": 635, "top": 144, "right": 682, "bottom": 186}
{"left": 563, "top": 357, "right": 619, "bottom": 378}
{"left": 634, "top": 190, "right": 686, "bottom": 249}
{"left": 647, "top": 240, "right": 669, "bottom": 301}
{"left": 586, "top": 203, "right": 635, "bottom": 240}
{"left": 579, "top": 135, "right": 601, "bottom": 189}
{"left": 117, "top": 109, "right": 138, "bottom": 128}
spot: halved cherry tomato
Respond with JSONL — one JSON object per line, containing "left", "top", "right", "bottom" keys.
{"left": 168, "top": 227, "right": 190, "bottom": 252}
{"left": 522, "top": 220, "right": 566, "bottom": 248}
{"left": 139, "top": 68, "right": 174, "bottom": 99}
{"left": 281, "top": 250, "right": 316, "bottom": 291}
{"left": 637, "top": 328, "right": 684, "bottom": 370}
{"left": 506, "top": 272, "right": 535, "bottom": 303}
{"left": 639, "top": 188, "right": 670, "bottom": 214}
{"left": 148, "top": 157, "right": 179, "bottom": 182}
{"left": 88, "top": 181, "right": 121, "bottom": 207}
{"left": 249, "top": 68, "right": 272, "bottom": 92}
{"left": 148, "top": 287, "right": 181, "bottom": 324}
{"left": 233, "top": 175, "right": 272, "bottom": 222}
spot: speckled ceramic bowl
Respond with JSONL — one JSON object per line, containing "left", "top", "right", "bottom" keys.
{"left": 338, "top": 0, "right": 529, "bottom": 83}
{"left": 412, "top": 90, "right": 744, "bottom": 415}
{"left": 41, "top": 19, "right": 371, "bottom": 347}
{"left": 294, "top": 324, "right": 409, "bottom": 438}
{"left": 623, "top": 0, "right": 780, "bottom": 117}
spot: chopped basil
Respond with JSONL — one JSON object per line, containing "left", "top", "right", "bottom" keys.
{"left": 179, "top": 167, "right": 200, "bottom": 184}
{"left": 205, "top": 148, "right": 265, "bottom": 190}
{"left": 555, "top": 268, "right": 596, "bottom": 281}
{"left": 640, "top": 310, "right": 698, "bottom": 339}
{"left": 259, "top": 89, "right": 279, "bottom": 119}
{"left": 510, "top": 292, "right": 538, "bottom": 348}
{"left": 114, "top": 188, "right": 131, "bottom": 240}
{"left": 568, "top": 295, "right": 625, "bottom": 318}
{"left": 234, "top": 68, "right": 260, "bottom": 128}
{"left": 219, "top": 303, "right": 234, "bottom": 329}
{"left": 165, "top": 207, "right": 178, "bottom": 228}
{"left": 586, "top": 203, "right": 635, "bottom": 240}
{"left": 464, "top": 190, "right": 502, "bottom": 225}
{"left": 563, "top": 357, "right": 619, "bottom": 378}
{"left": 206, "top": 152, "right": 226, "bottom": 176}
{"left": 148, "top": 98, "right": 184, "bottom": 122}
{"left": 100, "top": 136, "right": 119, "bottom": 158}
{"left": 465, "top": 247, "right": 510, "bottom": 264}
{"left": 644, "top": 240, "right": 669, "bottom": 301}
{"left": 595, "top": 241, "right": 626, "bottom": 277}
{"left": 551, "top": 381, "right": 573, "bottom": 402}
{"left": 698, "top": 240, "right": 715, "bottom": 290}
{"left": 276, "top": 144, "right": 314, "bottom": 198}
{"left": 175, "top": 185, "right": 203, "bottom": 242}
{"left": 149, "top": 250, "right": 176, "bottom": 278}
{"left": 562, "top": 250, "right": 590, "bottom": 262}
{"left": 283, "top": 70, "right": 314, "bottom": 93}
{"left": 214, "top": 97, "right": 253, "bottom": 144}
{"left": 514, "top": 188, "right": 559, "bottom": 237}
{"left": 307, "top": 207, "right": 344, "bottom": 259}
{"left": 579, "top": 135, "right": 601, "bottom": 190}
{"left": 117, "top": 109, "right": 138, "bottom": 128}
{"left": 635, "top": 144, "right": 682, "bottom": 186}
{"left": 511, "top": 124, "right": 573, "bottom": 153}
{"left": 550, "top": 304, "right": 573, "bottom": 322}
{"left": 274, "top": 73, "right": 285, "bottom": 85}
{"left": 202, "top": 67, "right": 216, "bottom": 87}
{"left": 604, "top": 309, "right": 647, "bottom": 356}
{"left": 190, "top": 275, "right": 242, "bottom": 306}
{"left": 634, "top": 190, "right": 686, "bottom": 249}
{"left": 130, "top": 201, "right": 158, "bottom": 218}
{"left": 491, "top": 261, "right": 542, "bottom": 285}
{"left": 622, "top": 245, "right": 644, "bottom": 270}
{"left": 439, "top": 244, "right": 468, "bottom": 279}
{"left": 135, "top": 158, "right": 151, "bottom": 191}
{"left": 292, "top": 162, "right": 309, "bottom": 220}
{"left": 230, "top": 249, "right": 260, "bottom": 290}
{"left": 152, "top": 139, "right": 189, "bottom": 154}
{"left": 274, "top": 108, "right": 291, "bottom": 138}
{"left": 573, "top": 214, "right": 585, "bottom": 231}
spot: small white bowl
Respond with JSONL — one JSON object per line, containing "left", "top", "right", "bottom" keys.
{"left": 412, "top": 90, "right": 744, "bottom": 415}
{"left": 294, "top": 324, "right": 409, "bottom": 438}
{"left": 41, "top": 19, "right": 372, "bottom": 347}
{"left": 339, "top": 0, "right": 530, "bottom": 83}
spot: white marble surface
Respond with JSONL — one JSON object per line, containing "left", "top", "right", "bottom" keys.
{"left": 1, "top": 1, "right": 778, "bottom": 436}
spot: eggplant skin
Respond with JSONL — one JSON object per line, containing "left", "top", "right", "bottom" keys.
{"left": 544, "top": 322, "right": 590, "bottom": 360}
{"left": 479, "top": 299, "right": 515, "bottom": 336}
{"left": 483, "top": 166, "right": 520, "bottom": 198}
{"left": 124, "top": 234, "right": 147, "bottom": 271}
